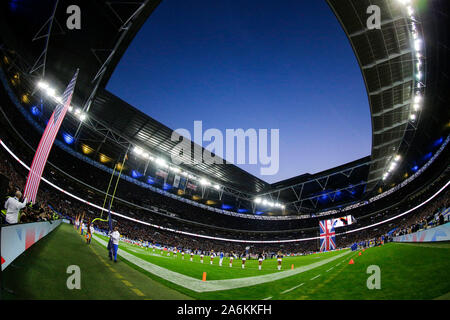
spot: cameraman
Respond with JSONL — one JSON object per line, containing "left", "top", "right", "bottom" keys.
{"left": 4, "top": 191, "right": 27, "bottom": 224}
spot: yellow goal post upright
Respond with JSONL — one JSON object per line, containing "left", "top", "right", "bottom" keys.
{"left": 92, "top": 148, "right": 129, "bottom": 227}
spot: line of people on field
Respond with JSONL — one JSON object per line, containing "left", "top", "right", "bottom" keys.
{"left": 128, "top": 241, "right": 286, "bottom": 270}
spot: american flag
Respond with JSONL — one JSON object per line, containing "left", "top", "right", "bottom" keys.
{"left": 23, "top": 70, "right": 79, "bottom": 203}
{"left": 319, "top": 219, "right": 336, "bottom": 252}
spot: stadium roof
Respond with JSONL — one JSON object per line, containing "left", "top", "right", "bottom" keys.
{"left": 0, "top": 1, "right": 159, "bottom": 108}
{"left": 328, "top": 0, "right": 419, "bottom": 192}
{"left": 1, "top": 0, "right": 448, "bottom": 211}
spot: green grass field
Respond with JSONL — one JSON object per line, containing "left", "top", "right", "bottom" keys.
{"left": 2, "top": 223, "right": 450, "bottom": 300}
{"left": 1, "top": 223, "right": 189, "bottom": 300}
{"left": 97, "top": 233, "right": 346, "bottom": 280}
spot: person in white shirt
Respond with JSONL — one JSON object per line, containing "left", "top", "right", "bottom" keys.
{"left": 86, "top": 221, "right": 94, "bottom": 244}
{"left": 109, "top": 226, "right": 120, "bottom": 262}
{"left": 4, "top": 191, "right": 27, "bottom": 224}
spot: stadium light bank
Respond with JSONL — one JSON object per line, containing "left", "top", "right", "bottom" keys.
{"left": 132, "top": 146, "right": 222, "bottom": 192}
{"left": 383, "top": 0, "right": 425, "bottom": 181}
{"left": 254, "top": 197, "right": 285, "bottom": 210}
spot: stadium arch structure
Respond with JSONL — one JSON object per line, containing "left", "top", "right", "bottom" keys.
{"left": 0, "top": 0, "right": 449, "bottom": 243}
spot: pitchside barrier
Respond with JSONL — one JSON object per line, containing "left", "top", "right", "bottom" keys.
{"left": 393, "top": 222, "right": 450, "bottom": 243}
{"left": 1, "top": 219, "right": 62, "bottom": 270}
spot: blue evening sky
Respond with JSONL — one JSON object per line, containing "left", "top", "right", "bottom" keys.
{"left": 107, "top": 0, "right": 371, "bottom": 184}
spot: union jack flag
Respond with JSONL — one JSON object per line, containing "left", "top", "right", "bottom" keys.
{"left": 319, "top": 219, "right": 336, "bottom": 252}
{"left": 23, "top": 70, "right": 79, "bottom": 203}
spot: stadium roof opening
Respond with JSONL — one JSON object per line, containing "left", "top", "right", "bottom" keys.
{"left": 107, "top": 0, "right": 371, "bottom": 184}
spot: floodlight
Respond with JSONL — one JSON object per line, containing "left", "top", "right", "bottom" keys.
{"left": 133, "top": 146, "right": 143, "bottom": 155}
{"left": 407, "top": 6, "right": 414, "bottom": 16}
{"left": 414, "top": 39, "right": 422, "bottom": 51}
{"left": 156, "top": 158, "right": 167, "bottom": 167}
{"left": 37, "top": 81, "right": 49, "bottom": 89}
{"left": 46, "top": 87, "right": 56, "bottom": 97}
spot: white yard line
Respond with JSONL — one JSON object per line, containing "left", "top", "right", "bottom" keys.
{"left": 262, "top": 296, "right": 272, "bottom": 300}
{"left": 93, "top": 235, "right": 351, "bottom": 293}
{"left": 326, "top": 267, "right": 334, "bottom": 272}
{"left": 310, "top": 274, "right": 321, "bottom": 281}
{"left": 281, "top": 283, "right": 304, "bottom": 294}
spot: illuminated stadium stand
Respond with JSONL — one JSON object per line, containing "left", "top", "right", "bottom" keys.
{"left": 0, "top": 126, "right": 450, "bottom": 243}
{"left": 0, "top": 80, "right": 448, "bottom": 238}
{"left": 0, "top": 133, "right": 448, "bottom": 244}
{"left": 0, "top": 0, "right": 449, "bottom": 248}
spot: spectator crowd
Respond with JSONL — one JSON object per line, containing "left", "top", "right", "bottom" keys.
{"left": 1, "top": 140, "right": 449, "bottom": 257}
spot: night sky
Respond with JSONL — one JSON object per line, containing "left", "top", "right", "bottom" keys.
{"left": 107, "top": 0, "right": 371, "bottom": 184}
